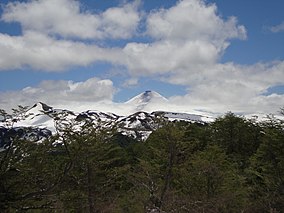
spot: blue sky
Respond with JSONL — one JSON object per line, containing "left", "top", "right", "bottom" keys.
{"left": 0, "top": 0, "right": 283, "bottom": 114}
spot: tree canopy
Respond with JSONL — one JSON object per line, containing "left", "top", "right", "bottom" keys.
{"left": 0, "top": 109, "right": 284, "bottom": 212}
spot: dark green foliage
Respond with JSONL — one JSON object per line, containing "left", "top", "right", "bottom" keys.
{"left": 211, "top": 112, "right": 262, "bottom": 169}
{"left": 0, "top": 136, "right": 70, "bottom": 212}
{"left": 110, "top": 132, "right": 138, "bottom": 148}
{"left": 246, "top": 116, "right": 284, "bottom": 212}
{"left": 1, "top": 108, "right": 284, "bottom": 212}
{"left": 179, "top": 145, "right": 247, "bottom": 212}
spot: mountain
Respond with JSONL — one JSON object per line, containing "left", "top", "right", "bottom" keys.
{"left": 125, "top": 90, "right": 169, "bottom": 111}
{"left": 0, "top": 91, "right": 214, "bottom": 147}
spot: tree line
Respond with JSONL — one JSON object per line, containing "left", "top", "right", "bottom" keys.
{"left": 0, "top": 108, "right": 284, "bottom": 212}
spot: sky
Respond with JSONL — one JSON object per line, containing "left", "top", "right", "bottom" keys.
{"left": 0, "top": 0, "right": 284, "bottom": 115}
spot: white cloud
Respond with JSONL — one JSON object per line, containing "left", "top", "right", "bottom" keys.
{"left": 2, "top": 0, "right": 140, "bottom": 39}
{"left": 269, "top": 21, "right": 284, "bottom": 33}
{"left": 146, "top": 0, "right": 246, "bottom": 43}
{"left": 0, "top": 0, "right": 245, "bottom": 73}
{"left": 101, "top": 1, "right": 141, "bottom": 39}
{"left": 0, "top": 31, "right": 123, "bottom": 71}
{"left": 123, "top": 40, "right": 219, "bottom": 76}
{"left": 0, "top": 77, "right": 115, "bottom": 110}
{"left": 169, "top": 62, "right": 284, "bottom": 114}
{"left": 122, "top": 0, "right": 246, "bottom": 77}
{"left": 0, "top": 0, "right": 139, "bottom": 71}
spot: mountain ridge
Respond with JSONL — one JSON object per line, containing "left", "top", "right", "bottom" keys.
{"left": 0, "top": 91, "right": 213, "bottom": 145}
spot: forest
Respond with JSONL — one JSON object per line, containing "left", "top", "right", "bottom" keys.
{"left": 0, "top": 109, "right": 284, "bottom": 212}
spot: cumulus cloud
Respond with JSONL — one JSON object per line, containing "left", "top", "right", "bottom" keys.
{"left": 0, "top": 0, "right": 246, "bottom": 73}
{"left": 0, "top": 31, "right": 123, "bottom": 71}
{"left": 0, "top": 77, "right": 115, "bottom": 110}
{"left": 2, "top": 0, "right": 141, "bottom": 39}
{"left": 146, "top": 0, "right": 246, "bottom": 42}
{"left": 269, "top": 21, "right": 284, "bottom": 33}
{"left": 123, "top": 0, "right": 246, "bottom": 76}
{"left": 0, "top": 0, "right": 138, "bottom": 71}
{"left": 169, "top": 61, "right": 284, "bottom": 114}
{"left": 123, "top": 40, "right": 219, "bottom": 76}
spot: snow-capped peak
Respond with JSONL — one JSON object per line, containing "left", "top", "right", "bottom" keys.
{"left": 125, "top": 90, "right": 168, "bottom": 111}
{"left": 126, "top": 90, "right": 168, "bottom": 104}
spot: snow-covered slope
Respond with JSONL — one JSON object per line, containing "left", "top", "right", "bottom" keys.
{"left": 163, "top": 111, "right": 213, "bottom": 123}
{"left": 13, "top": 102, "right": 76, "bottom": 133}
{"left": 15, "top": 102, "right": 55, "bottom": 131}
